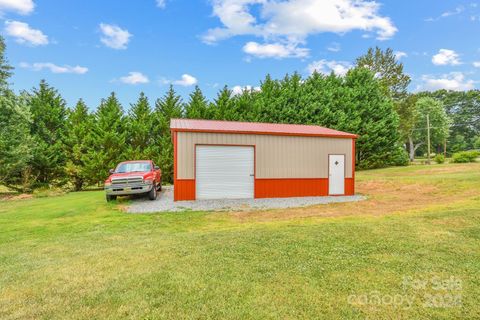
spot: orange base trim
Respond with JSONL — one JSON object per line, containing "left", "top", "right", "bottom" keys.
{"left": 174, "top": 178, "right": 355, "bottom": 201}
{"left": 174, "top": 179, "right": 195, "bottom": 201}
{"left": 345, "top": 178, "right": 354, "bottom": 196}
{"left": 255, "top": 178, "right": 329, "bottom": 198}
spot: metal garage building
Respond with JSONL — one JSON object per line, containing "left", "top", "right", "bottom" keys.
{"left": 170, "top": 119, "right": 358, "bottom": 201}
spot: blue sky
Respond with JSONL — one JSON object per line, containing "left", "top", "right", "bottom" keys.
{"left": 2, "top": 0, "right": 479, "bottom": 108}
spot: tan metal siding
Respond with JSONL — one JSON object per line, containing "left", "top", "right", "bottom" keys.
{"left": 177, "top": 131, "right": 353, "bottom": 179}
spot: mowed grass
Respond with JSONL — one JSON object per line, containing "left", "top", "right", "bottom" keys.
{"left": 1, "top": 164, "right": 480, "bottom": 319}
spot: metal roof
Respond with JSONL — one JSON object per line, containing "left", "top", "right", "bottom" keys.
{"left": 170, "top": 119, "right": 357, "bottom": 139}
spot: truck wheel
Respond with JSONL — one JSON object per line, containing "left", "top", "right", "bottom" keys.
{"left": 106, "top": 194, "right": 117, "bottom": 202}
{"left": 158, "top": 179, "right": 162, "bottom": 191}
{"left": 148, "top": 184, "right": 157, "bottom": 200}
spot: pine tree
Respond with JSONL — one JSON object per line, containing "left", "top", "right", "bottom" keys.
{"left": 355, "top": 47, "right": 411, "bottom": 101}
{"left": 154, "top": 85, "right": 183, "bottom": 136}
{"left": 185, "top": 86, "right": 209, "bottom": 119}
{"left": 0, "top": 92, "right": 34, "bottom": 192}
{"left": 0, "top": 36, "right": 13, "bottom": 91}
{"left": 254, "top": 74, "right": 281, "bottom": 122}
{"left": 0, "top": 36, "right": 34, "bottom": 192}
{"left": 84, "top": 92, "right": 127, "bottom": 184}
{"left": 64, "top": 99, "right": 92, "bottom": 191}
{"left": 212, "top": 86, "right": 233, "bottom": 120}
{"left": 28, "top": 80, "right": 68, "bottom": 185}
{"left": 345, "top": 67, "right": 407, "bottom": 168}
{"left": 126, "top": 92, "right": 156, "bottom": 160}
{"left": 153, "top": 85, "right": 183, "bottom": 183}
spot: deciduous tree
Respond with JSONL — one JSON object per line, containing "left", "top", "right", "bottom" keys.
{"left": 408, "top": 97, "right": 450, "bottom": 160}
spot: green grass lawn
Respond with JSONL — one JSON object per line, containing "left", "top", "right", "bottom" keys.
{"left": 1, "top": 164, "right": 480, "bottom": 319}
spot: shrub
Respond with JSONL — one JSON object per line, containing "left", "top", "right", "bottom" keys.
{"left": 391, "top": 147, "right": 410, "bottom": 166}
{"left": 474, "top": 136, "right": 480, "bottom": 149}
{"left": 434, "top": 154, "right": 445, "bottom": 164}
{"left": 452, "top": 151, "right": 480, "bottom": 163}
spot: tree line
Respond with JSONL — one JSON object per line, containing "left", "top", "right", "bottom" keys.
{"left": 1, "top": 38, "right": 479, "bottom": 192}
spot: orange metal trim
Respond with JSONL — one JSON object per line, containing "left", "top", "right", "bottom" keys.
{"left": 175, "top": 179, "right": 195, "bottom": 201}
{"left": 255, "top": 178, "right": 329, "bottom": 198}
{"left": 345, "top": 178, "right": 354, "bottom": 196}
{"left": 351, "top": 139, "right": 355, "bottom": 195}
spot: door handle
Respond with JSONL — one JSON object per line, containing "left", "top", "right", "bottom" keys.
{"left": 250, "top": 174, "right": 254, "bottom": 177}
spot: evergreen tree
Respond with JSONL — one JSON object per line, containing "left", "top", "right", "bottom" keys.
{"left": 126, "top": 92, "right": 156, "bottom": 160}
{"left": 64, "top": 99, "right": 92, "bottom": 191}
{"left": 232, "top": 87, "right": 257, "bottom": 121}
{"left": 185, "top": 86, "right": 209, "bottom": 119}
{"left": 153, "top": 85, "right": 183, "bottom": 183}
{"left": 0, "top": 92, "right": 34, "bottom": 192}
{"left": 212, "top": 86, "right": 233, "bottom": 120}
{"left": 0, "top": 36, "right": 34, "bottom": 192}
{"left": 84, "top": 92, "right": 126, "bottom": 184}
{"left": 0, "top": 36, "right": 13, "bottom": 91}
{"left": 356, "top": 47, "right": 411, "bottom": 101}
{"left": 345, "top": 67, "right": 407, "bottom": 168}
{"left": 28, "top": 80, "right": 68, "bottom": 185}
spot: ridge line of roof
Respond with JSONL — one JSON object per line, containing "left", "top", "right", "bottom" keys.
{"left": 170, "top": 118, "right": 358, "bottom": 138}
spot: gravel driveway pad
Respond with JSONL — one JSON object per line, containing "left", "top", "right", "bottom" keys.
{"left": 126, "top": 186, "right": 366, "bottom": 213}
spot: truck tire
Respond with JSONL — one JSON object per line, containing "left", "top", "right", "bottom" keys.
{"left": 106, "top": 194, "right": 117, "bottom": 202}
{"left": 148, "top": 184, "right": 157, "bottom": 200}
{"left": 158, "top": 179, "right": 162, "bottom": 191}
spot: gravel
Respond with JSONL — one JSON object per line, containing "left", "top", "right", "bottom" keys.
{"left": 126, "top": 186, "right": 366, "bottom": 213}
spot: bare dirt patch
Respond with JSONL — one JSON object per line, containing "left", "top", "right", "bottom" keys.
{"left": 0, "top": 193, "right": 33, "bottom": 201}
{"left": 228, "top": 177, "right": 479, "bottom": 223}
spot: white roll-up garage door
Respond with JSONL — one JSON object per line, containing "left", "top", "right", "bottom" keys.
{"left": 196, "top": 145, "right": 254, "bottom": 200}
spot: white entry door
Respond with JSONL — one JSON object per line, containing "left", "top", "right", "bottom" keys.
{"left": 196, "top": 145, "right": 254, "bottom": 200}
{"left": 329, "top": 155, "right": 345, "bottom": 195}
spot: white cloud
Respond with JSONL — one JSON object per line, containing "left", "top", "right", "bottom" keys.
{"left": 432, "top": 49, "right": 461, "bottom": 66}
{"left": 0, "top": 0, "right": 34, "bottom": 15}
{"left": 307, "top": 59, "right": 352, "bottom": 76}
{"left": 119, "top": 72, "right": 149, "bottom": 84}
{"left": 99, "top": 23, "right": 132, "bottom": 50}
{"left": 419, "top": 72, "right": 475, "bottom": 91}
{"left": 426, "top": 6, "right": 464, "bottom": 21}
{"left": 172, "top": 74, "right": 198, "bottom": 86}
{"left": 394, "top": 51, "right": 407, "bottom": 60}
{"left": 473, "top": 61, "right": 480, "bottom": 68}
{"left": 4, "top": 20, "right": 48, "bottom": 46}
{"left": 243, "top": 41, "right": 308, "bottom": 59}
{"left": 156, "top": 0, "right": 166, "bottom": 8}
{"left": 232, "top": 85, "right": 261, "bottom": 95}
{"left": 19, "top": 62, "right": 88, "bottom": 74}
{"left": 327, "top": 42, "right": 341, "bottom": 52}
{"left": 203, "top": 0, "right": 397, "bottom": 55}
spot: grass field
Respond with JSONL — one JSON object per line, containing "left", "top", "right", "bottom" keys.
{"left": 1, "top": 163, "right": 479, "bottom": 319}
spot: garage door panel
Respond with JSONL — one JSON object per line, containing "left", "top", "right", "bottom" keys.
{"left": 196, "top": 145, "right": 254, "bottom": 199}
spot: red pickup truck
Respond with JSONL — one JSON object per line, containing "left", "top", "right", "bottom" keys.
{"left": 104, "top": 160, "right": 162, "bottom": 201}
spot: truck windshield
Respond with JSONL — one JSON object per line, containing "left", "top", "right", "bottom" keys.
{"left": 115, "top": 162, "right": 151, "bottom": 173}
